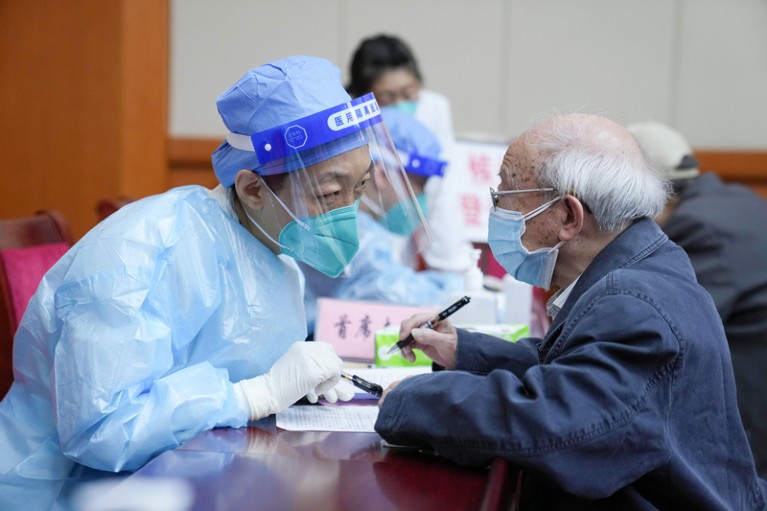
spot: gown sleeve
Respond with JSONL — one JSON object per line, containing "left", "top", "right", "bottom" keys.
{"left": 49, "top": 205, "right": 249, "bottom": 472}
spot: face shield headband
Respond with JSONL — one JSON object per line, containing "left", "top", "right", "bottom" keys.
{"left": 225, "top": 93, "right": 382, "bottom": 177}
{"left": 400, "top": 151, "right": 447, "bottom": 178}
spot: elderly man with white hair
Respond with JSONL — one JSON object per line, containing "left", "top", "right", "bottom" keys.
{"left": 374, "top": 113, "right": 766, "bottom": 509}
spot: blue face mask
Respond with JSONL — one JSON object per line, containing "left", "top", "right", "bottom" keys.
{"left": 487, "top": 196, "right": 564, "bottom": 289}
{"left": 390, "top": 100, "right": 418, "bottom": 116}
{"left": 278, "top": 201, "right": 360, "bottom": 277}
{"left": 380, "top": 193, "right": 427, "bottom": 237}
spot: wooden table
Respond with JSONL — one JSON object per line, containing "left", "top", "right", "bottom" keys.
{"left": 130, "top": 409, "right": 517, "bottom": 511}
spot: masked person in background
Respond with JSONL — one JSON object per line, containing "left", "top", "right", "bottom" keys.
{"left": 347, "top": 34, "right": 453, "bottom": 149}
{"left": 375, "top": 113, "right": 766, "bottom": 509}
{"left": 347, "top": 34, "right": 471, "bottom": 274}
{"left": 0, "top": 55, "right": 420, "bottom": 508}
{"left": 300, "top": 107, "right": 463, "bottom": 336}
{"left": 369, "top": 107, "right": 444, "bottom": 240}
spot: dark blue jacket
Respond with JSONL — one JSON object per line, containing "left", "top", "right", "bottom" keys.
{"left": 376, "top": 218, "right": 766, "bottom": 509}
{"left": 664, "top": 172, "right": 767, "bottom": 478}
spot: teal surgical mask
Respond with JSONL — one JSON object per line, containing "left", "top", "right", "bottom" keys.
{"left": 244, "top": 187, "right": 360, "bottom": 278}
{"left": 278, "top": 201, "right": 360, "bottom": 277}
{"left": 380, "top": 193, "right": 427, "bottom": 237}
{"left": 391, "top": 100, "right": 418, "bottom": 116}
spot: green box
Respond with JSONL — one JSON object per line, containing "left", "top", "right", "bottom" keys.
{"left": 374, "top": 323, "right": 530, "bottom": 368}
{"left": 375, "top": 326, "right": 432, "bottom": 367}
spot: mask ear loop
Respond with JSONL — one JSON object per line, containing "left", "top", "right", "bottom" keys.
{"left": 261, "top": 179, "right": 311, "bottom": 231}
{"left": 360, "top": 194, "right": 386, "bottom": 217}
{"left": 523, "top": 194, "right": 565, "bottom": 251}
{"left": 241, "top": 177, "right": 311, "bottom": 251}
{"left": 242, "top": 207, "right": 290, "bottom": 251}
{"left": 524, "top": 195, "right": 567, "bottom": 252}
{"left": 523, "top": 195, "right": 564, "bottom": 221}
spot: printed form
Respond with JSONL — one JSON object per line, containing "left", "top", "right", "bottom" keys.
{"left": 276, "top": 367, "right": 431, "bottom": 432}
{"left": 277, "top": 405, "right": 379, "bottom": 432}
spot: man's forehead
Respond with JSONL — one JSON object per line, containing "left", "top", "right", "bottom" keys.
{"left": 500, "top": 140, "right": 536, "bottom": 185}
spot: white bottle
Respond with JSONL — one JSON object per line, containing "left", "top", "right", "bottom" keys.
{"left": 502, "top": 274, "right": 533, "bottom": 327}
{"left": 447, "top": 249, "right": 498, "bottom": 325}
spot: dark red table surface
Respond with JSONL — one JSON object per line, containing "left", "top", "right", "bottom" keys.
{"left": 131, "top": 410, "right": 516, "bottom": 511}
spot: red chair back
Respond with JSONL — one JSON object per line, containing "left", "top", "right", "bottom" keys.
{"left": 96, "top": 196, "right": 134, "bottom": 221}
{"left": 0, "top": 211, "right": 72, "bottom": 397}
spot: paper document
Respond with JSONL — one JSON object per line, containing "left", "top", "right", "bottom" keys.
{"left": 276, "top": 405, "right": 379, "bottom": 432}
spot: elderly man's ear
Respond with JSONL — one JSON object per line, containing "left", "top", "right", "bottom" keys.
{"left": 235, "top": 169, "right": 266, "bottom": 211}
{"left": 558, "top": 195, "right": 586, "bottom": 241}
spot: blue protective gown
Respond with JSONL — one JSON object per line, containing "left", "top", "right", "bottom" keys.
{"left": 300, "top": 211, "right": 463, "bottom": 335}
{"left": 0, "top": 185, "right": 306, "bottom": 507}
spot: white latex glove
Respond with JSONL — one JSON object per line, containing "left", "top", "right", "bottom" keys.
{"left": 306, "top": 381, "right": 355, "bottom": 404}
{"left": 234, "top": 341, "right": 344, "bottom": 421}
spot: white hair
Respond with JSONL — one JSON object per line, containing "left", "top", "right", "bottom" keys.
{"left": 525, "top": 114, "right": 670, "bottom": 232}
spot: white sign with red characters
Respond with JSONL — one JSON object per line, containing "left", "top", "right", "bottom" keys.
{"left": 444, "top": 138, "right": 508, "bottom": 242}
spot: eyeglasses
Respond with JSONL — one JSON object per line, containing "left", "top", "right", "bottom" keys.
{"left": 489, "top": 187, "right": 556, "bottom": 210}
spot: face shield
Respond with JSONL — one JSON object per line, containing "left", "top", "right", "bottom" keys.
{"left": 362, "top": 142, "right": 445, "bottom": 241}
{"left": 225, "top": 93, "right": 427, "bottom": 277}
{"left": 363, "top": 146, "right": 447, "bottom": 237}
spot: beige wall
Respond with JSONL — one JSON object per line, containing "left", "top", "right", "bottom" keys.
{"left": 170, "top": 0, "right": 767, "bottom": 149}
{"left": 3, "top": 1, "right": 766, "bottom": 239}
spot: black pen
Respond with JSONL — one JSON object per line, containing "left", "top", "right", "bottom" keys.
{"left": 341, "top": 371, "right": 383, "bottom": 398}
{"left": 386, "top": 296, "right": 471, "bottom": 354}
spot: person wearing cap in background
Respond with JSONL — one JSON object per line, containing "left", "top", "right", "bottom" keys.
{"left": 0, "top": 55, "right": 423, "bottom": 507}
{"left": 299, "top": 106, "right": 464, "bottom": 337}
{"left": 628, "top": 120, "right": 767, "bottom": 478}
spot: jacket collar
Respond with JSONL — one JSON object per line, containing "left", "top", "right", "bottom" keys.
{"left": 542, "top": 217, "right": 668, "bottom": 345}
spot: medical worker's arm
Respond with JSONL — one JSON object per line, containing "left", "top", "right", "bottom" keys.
{"left": 233, "top": 341, "right": 348, "bottom": 420}
{"left": 52, "top": 232, "right": 249, "bottom": 471}
{"left": 53, "top": 203, "right": 305, "bottom": 472}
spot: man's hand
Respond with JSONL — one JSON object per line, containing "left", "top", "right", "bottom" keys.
{"left": 378, "top": 379, "right": 404, "bottom": 408}
{"left": 398, "top": 313, "right": 458, "bottom": 369}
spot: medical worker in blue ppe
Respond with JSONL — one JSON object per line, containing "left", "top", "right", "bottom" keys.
{"left": 346, "top": 34, "right": 472, "bottom": 275}
{"left": 0, "top": 55, "right": 424, "bottom": 509}
{"left": 367, "top": 107, "right": 446, "bottom": 242}
{"left": 300, "top": 107, "right": 464, "bottom": 336}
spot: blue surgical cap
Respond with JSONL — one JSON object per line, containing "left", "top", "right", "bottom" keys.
{"left": 381, "top": 107, "right": 446, "bottom": 177}
{"left": 212, "top": 56, "right": 368, "bottom": 187}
